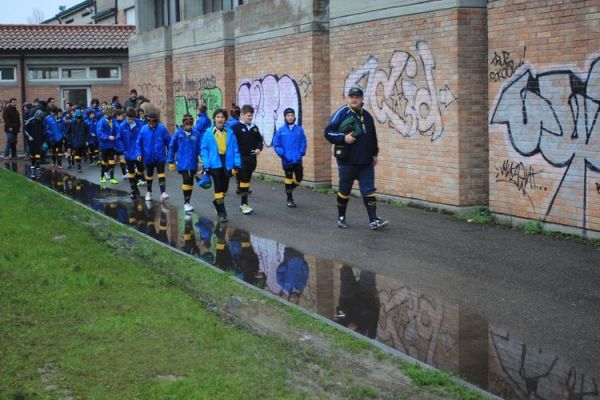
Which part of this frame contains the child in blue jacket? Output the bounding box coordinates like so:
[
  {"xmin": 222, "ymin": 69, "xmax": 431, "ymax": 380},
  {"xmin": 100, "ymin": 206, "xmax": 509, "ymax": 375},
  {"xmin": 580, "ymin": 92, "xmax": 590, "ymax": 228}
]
[
  {"xmin": 168, "ymin": 114, "xmax": 202, "ymax": 213},
  {"xmin": 200, "ymin": 108, "xmax": 241, "ymax": 223},
  {"xmin": 96, "ymin": 106, "xmax": 119, "ymax": 185},
  {"xmin": 45, "ymin": 107, "xmax": 65, "ymax": 168},
  {"xmin": 118, "ymin": 108, "xmax": 144, "ymax": 199},
  {"xmin": 85, "ymin": 110, "xmax": 99, "ymax": 165},
  {"xmin": 273, "ymin": 108, "xmax": 307, "ymax": 208},
  {"xmin": 136, "ymin": 111, "xmax": 171, "ymax": 202}
]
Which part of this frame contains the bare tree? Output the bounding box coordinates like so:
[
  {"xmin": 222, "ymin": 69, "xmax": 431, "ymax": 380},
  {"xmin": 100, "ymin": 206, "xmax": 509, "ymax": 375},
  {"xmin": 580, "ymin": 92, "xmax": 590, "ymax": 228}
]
[{"xmin": 26, "ymin": 8, "xmax": 45, "ymax": 24}]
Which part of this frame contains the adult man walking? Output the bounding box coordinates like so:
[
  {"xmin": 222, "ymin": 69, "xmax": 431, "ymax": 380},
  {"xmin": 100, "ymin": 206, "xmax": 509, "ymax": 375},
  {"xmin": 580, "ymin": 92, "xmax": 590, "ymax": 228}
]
[
  {"xmin": 3, "ymin": 98, "xmax": 20, "ymax": 160},
  {"xmin": 324, "ymin": 86, "xmax": 388, "ymax": 230}
]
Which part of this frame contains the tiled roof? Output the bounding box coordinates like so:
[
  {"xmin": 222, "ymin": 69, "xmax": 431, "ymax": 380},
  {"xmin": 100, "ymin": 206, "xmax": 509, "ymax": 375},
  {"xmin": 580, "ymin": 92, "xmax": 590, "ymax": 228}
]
[{"xmin": 0, "ymin": 24, "xmax": 135, "ymax": 51}]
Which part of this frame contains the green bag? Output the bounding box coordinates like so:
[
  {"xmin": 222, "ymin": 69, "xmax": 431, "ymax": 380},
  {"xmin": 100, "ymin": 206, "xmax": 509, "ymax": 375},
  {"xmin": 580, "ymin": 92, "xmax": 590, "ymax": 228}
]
[{"xmin": 338, "ymin": 116, "xmax": 364, "ymax": 138}]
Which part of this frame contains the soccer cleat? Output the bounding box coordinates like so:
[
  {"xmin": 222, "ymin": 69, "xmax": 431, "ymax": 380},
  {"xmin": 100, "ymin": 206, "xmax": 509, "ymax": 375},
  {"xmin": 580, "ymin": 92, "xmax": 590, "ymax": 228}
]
[
  {"xmin": 369, "ymin": 217, "xmax": 389, "ymax": 230},
  {"xmin": 137, "ymin": 180, "xmax": 146, "ymax": 186},
  {"xmin": 337, "ymin": 217, "xmax": 349, "ymax": 229},
  {"xmin": 109, "ymin": 178, "xmax": 118, "ymax": 184},
  {"xmin": 218, "ymin": 214, "xmax": 229, "ymax": 223},
  {"xmin": 287, "ymin": 200, "xmax": 297, "ymax": 208},
  {"xmin": 160, "ymin": 192, "xmax": 170, "ymax": 202},
  {"xmin": 145, "ymin": 191, "xmax": 152, "ymax": 201},
  {"xmin": 184, "ymin": 203, "xmax": 194, "ymax": 213},
  {"xmin": 100, "ymin": 176, "xmax": 106, "ymax": 184},
  {"xmin": 129, "ymin": 189, "xmax": 137, "ymax": 199},
  {"xmin": 240, "ymin": 204, "xmax": 253, "ymax": 215}
]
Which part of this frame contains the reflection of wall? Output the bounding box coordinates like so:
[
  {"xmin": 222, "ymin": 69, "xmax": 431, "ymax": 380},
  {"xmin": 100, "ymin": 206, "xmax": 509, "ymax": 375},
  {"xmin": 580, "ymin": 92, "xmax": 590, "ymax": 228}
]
[{"xmin": 489, "ymin": 328, "xmax": 599, "ymax": 400}]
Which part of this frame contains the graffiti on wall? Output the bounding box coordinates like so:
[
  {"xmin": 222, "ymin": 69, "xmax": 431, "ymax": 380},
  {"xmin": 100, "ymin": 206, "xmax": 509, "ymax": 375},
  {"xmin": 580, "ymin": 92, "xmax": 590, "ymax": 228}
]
[
  {"xmin": 344, "ymin": 41, "xmax": 456, "ymax": 142},
  {"xmin": 489, "ymin": 47, "xmax": 527, "ymax": 82},
  {"xmin": 490, "ymin": 329, "xmax": 599, "ymax": 400},
  {"xmin": 237, "ymin": 74, "xmax": 302, "ymax": 147},
  {"xmin": 138, "ymin": 82, "xmax": 167, "ymax": 107},
  {"xmin": 298, "ymin": 73, "xmax": 313, "ymax": 98},
  {"xmin": 173, "ymin": 75, "xmax": 223, "ymax": 127},
  {"xmin": 491, "ymin": 55, "xmax": 600, "ymax": 229}
]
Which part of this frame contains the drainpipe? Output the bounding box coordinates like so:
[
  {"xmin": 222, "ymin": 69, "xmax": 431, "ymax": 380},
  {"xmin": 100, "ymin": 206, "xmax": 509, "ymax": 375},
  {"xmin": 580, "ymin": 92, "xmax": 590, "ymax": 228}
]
[{"xmin": 115, "ymin": 0, "xmax": 119, "ymax": 24}]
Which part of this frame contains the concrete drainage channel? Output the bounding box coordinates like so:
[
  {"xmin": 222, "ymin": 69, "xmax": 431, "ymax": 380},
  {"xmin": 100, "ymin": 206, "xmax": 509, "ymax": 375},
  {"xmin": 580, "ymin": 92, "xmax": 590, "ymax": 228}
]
[{"xmin": 7, "ymin": 166, "xmax": 500, "ymax": 399}]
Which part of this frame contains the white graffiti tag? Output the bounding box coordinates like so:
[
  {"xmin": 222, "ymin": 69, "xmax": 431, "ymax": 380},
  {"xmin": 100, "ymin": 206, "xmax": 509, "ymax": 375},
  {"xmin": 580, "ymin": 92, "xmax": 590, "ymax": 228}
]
[
  {"xmin": 344, "ymin": 41, "xmax": 456, "ymax": 141},
  {"xmin": 237, "ymin": 75, "xmax": 301, "ymax": 147}
]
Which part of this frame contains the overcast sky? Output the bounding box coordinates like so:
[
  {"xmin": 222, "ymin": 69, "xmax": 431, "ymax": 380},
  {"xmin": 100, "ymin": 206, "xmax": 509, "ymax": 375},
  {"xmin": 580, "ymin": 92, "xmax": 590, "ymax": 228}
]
[{"xmin": 0, "ymin": 1, "xmax": 83, "ymax": 24}]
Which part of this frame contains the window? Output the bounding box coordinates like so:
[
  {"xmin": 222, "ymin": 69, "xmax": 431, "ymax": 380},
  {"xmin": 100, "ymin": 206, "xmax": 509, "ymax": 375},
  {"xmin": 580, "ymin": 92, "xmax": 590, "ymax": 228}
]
[
  {"xmin": 203, "ymin": 0, "xmax": 243, "ymax": 14},
  {"xmin": 29, "ymin": 67, "xmax": 59, "ymax": 80},
  {"xmin": 65, "ymin": 18, "xmax": 74, "ymax": 24},
  {"xmin": 89, "ymin": 67, "xmax": 119, "ymax": 79},
  {"xmin": 62, "ymin": 68, "xmax": 86, "ymax": 79},
  {"xmin": 0, "ymin": 67, "xmax": 16, "ymax": 81},
  {"xmin": 126, "ymin": 7, "xmax": 135, "ymax": 25},
  {"xmin": 27, "ymin": 66, "xmax": 120, "ymax": 81}
]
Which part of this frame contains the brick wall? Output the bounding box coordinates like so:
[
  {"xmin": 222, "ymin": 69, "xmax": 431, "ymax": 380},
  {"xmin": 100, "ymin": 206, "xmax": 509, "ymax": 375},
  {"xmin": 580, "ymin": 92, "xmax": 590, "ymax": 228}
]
[
  {"xmin": 488, "ymin": 0, "xmax": 600, "ymax": 233},
  {"xmin": 172, "ymin": 47, "xmax": 235, "ymax": 130},
  {"xmin": 235, "ymin": 31, "xmax": 331, "ymax": 183},
  {"xmin": 129, "ymin": 56, "xmax": 175, "ymax": 132},
  {"xmin": 330, "ymin": 9, "xmax": 486, "ymax": 206}
]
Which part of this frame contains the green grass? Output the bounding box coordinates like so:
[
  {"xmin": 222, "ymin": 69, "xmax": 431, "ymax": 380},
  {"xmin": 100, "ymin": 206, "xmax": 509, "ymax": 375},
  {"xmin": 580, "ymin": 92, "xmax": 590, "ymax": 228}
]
[
  {"xmin": 0, "ymin": 168, "xmax": 485, "ymax": 399},
  {"xmin": 455, "ymin": 208, "xmax": 494, "ymax": 225},
  {"xmin": 401, "ymin": 363, "xmax": 484, "ymax": 400}
]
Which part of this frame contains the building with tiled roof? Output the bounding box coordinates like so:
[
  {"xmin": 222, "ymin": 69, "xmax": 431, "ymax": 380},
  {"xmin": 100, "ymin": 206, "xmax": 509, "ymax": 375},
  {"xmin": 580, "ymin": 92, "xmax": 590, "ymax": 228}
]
[{"xmin": 0, "ymin": 24, "xmax": 136, "ymax": 153}]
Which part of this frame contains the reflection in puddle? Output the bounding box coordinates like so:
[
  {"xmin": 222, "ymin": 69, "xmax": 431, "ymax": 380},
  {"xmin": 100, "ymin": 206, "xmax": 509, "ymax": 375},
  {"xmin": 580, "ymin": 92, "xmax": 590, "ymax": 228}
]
[{"xmin": 6, "ymin": 161, "xmax": 599, "ymax": 400}]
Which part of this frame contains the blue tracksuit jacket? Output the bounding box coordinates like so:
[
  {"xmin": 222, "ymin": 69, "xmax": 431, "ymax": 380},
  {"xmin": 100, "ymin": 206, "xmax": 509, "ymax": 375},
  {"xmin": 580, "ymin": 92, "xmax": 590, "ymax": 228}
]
[
  {"xmin": 96, "ymin": 117, "xmax": 119, "ymax": 150},
  {"xmin": 273, "ymin": 123, "xmax": 307, "ymax": 167},
  {"xmin": 200, "ymin": 126, "xmax": 241, "ymax": 170},
  {"xmin": 117, "ymin": 119, "xmax": 143, "ymax": 161},
  {"xmin": 136, "ymin": 123, "xmax": 171, "ymax": 165},
  {"xmin": 167, "ymin": 127, "xmax": 202, "ymax": 171},
  {"xmin": 194, "ymin": 113, "xmax": 211, "ymax": 136},
  {"xmin": 45, "ymin": 115, "xmax": 64, "ymax": 143}
]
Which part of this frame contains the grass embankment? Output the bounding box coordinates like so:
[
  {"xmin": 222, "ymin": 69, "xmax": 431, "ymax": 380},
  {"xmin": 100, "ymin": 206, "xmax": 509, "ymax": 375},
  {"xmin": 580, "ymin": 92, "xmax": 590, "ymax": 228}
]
[{"xmin": 0, "ymin": 168, "xmax": 483, "ymax": 399}]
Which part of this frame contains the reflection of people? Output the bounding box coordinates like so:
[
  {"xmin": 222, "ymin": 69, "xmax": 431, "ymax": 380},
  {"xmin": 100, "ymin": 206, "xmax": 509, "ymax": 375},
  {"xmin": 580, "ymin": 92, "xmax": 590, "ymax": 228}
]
[
  {"xmin": 195, "ymin": 216, "xmax": 215, "ymax": 264},
  {"xmin": 276, "ymin": 247, "xmax": 309, "ymax": 303},
  {"xmin": 336, "ymin": 265, "xmax": 379, "ymax": 339},
  {"xmin": 324, "ymin": 86, "xmax": 388, "ymax": 230},
  {"xmin": 273, "ymin": 108, "xmax": 306, "ymax": 208},
  {"xmin": 182, "ymin": 215, "xmax": 200, "ymax": 256}
]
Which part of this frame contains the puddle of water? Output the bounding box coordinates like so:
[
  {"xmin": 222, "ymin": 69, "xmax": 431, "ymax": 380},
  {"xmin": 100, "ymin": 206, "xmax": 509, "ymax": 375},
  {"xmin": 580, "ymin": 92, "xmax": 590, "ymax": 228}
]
[{"xmin": 5, "ymin": 161, "xmax": 599, "ymax": 400}]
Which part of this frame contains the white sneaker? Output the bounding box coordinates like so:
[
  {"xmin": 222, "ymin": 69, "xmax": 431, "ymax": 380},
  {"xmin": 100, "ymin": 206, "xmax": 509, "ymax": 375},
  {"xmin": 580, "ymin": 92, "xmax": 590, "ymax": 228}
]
[
  {"xmin": 145, "ymin": 191, "xmax": 152, "ymax": 201},
  {"xmin": 240, "ymin": 204, "xmax": 253, "ymax": 215},
  {"xmin": 160, "ymin": 192, "xmax": 170, "ymax": 202},
  {"xmin": 184, "ymin": 203, "xmax": 194, "ymax": 213}
]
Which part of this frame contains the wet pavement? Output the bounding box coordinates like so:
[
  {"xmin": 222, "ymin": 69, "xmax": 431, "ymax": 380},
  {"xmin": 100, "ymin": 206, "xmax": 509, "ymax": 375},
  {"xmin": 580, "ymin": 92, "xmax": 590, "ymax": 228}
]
[{"xmin": 4, "ymin": 159, "xmax": 600, "ymax": 400}]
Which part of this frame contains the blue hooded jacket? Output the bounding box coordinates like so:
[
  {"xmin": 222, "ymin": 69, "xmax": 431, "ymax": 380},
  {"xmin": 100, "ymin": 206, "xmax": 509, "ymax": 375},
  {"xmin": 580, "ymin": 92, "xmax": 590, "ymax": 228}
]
[
  {"xmin": 84, "ymin": 114, "xmax": 98, "ymax": 145},
  {"xmin": 136, "ymin": 122, "xmax": 171, "ymax": 165},
  {"xmin": 225, "ymin": 116, "xmax": 239, "ymax": 130},
  {"xmin": 200, "ymin": 126, "xmax": 241, "ymax": 171},
  {"xmin": 117, "ymin": 119, "xmax": 142, "ymax": 161},
  {"xmin": 273, "ymin": 123, "xmax": 307, "ymax": 167},
  {"xmin": 167, "ymin": 127, "xmax": 202, "ymax": 171},
  {"xmin": 44, "ymin": 114, "xmax": 64, "ymax": 143},
  {"xmin": 96, "ymin": 117, "xmax": 119, "ymax": 150},
  {"xmin": 194, "ymin": 113, "xmax": 211, "ymax": 136}
]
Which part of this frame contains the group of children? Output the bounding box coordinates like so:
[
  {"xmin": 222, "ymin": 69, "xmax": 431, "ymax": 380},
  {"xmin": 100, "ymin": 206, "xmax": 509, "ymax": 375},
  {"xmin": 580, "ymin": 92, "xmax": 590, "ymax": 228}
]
[{"xmin": 25, "ymin": 101, "xmax": 308, "ymax": 224}]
